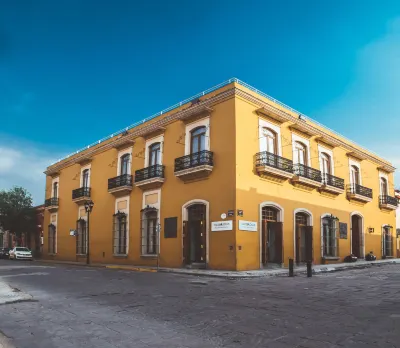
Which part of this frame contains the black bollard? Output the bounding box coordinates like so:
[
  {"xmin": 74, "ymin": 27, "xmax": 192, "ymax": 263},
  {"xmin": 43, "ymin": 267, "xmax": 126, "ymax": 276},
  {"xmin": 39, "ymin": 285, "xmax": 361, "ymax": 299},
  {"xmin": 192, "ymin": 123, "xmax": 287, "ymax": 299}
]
[
  {"xmin": 306, "ymin": 261, "xmax": 312, "ymax": 277},
  {"xmin": 289, "ymin": 258, "xmax": 294, "ymax": 277}
]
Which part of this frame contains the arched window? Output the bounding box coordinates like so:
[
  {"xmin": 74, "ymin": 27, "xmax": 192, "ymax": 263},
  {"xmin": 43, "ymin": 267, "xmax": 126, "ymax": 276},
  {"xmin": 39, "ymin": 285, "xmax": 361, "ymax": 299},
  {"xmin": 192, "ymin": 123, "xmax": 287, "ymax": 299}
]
[
  {"xmin": 53, "ymin": 182, "xmax": 58, "ymax": 198},
  {"xmin": 295, "ymin": 212, "xmax": 308, "ymax": 226},
  {"xmin": 380, "ymin": 177, "xmax": 388, "ymax": 196},
  {"xmin": 149, "ymin": 142, "xmax": 161, "ymax": 166},
  {"xmin": 82, "ymin": 169, "xmax": 90, "ymax": 188},
  {"xmin": 294, "ymin": 142, "xmax": 307, "ymax": 165},
  {"xmin": 262, "ymin": 128, "xmax": 277, "ymax": 154},
  {"xmin": 190, "ymin": 126, "xmax": 206, "ymax": 154},
  {"xmin": 120, "ymin": 154, "xmax": 130, "ymax": 175},
  {"xmin": 350, "ymin": 165, "xmax": 360, "ymax": 185},
  {"xmin": 320, "ymin": 152, "xmax": 331, "ymax": 176},
  {"xmin": 262, "ymin": 206, "xmax": 278, "ymax": 222}
]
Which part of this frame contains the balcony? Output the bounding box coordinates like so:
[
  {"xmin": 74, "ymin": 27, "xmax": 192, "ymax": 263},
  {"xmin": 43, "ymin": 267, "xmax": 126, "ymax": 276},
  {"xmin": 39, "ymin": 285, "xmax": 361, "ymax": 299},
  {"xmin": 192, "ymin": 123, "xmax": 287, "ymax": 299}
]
[
  {"xmin": 320, "ymin": 173, "xmax": 345, "ymax": 194},
  {"xmin": 292, "ymin": 164, "xmax": 322, "ymax": 188},
  {"xmin": 255, "ymin": 151, "xmax": 293, "ymax": 179},
  {"xmin": 346, "ymin": 184, "xmax": 372, "ymax": 203},
  {"xmin": 72, "ymin": 187, "xmax": 91, "ymax": 204},
  {"xmin": 174, "ymin": 150, "xmax": 214, "ymax": 181},
  {"xmin": 135, "ymin": 165, "xmax": 165, "ymax": 190},
  {"xmin": 379, "ymin": 195, "xmax": 398, "ymax": 210},
  {"xmin": 45, "ymin": 197, "xmax": 59, "ymax": 211},
  {"xmin": 108, "ymin": 174, "xmax": 133, "ymax": 195}
]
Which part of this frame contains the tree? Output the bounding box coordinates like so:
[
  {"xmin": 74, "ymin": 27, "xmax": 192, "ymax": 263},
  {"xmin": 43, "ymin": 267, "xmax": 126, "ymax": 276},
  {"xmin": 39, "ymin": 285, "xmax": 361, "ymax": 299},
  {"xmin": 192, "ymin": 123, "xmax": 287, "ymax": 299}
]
[{"xmin": 0, "ymin": 187, "xmax": 36, "ymax": 244}]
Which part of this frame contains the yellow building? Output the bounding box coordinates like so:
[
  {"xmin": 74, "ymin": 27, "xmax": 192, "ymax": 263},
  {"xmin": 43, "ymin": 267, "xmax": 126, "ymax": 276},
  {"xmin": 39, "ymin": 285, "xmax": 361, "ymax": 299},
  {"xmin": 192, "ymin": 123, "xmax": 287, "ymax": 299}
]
[{"xmin": 43, "ymin": 78, "xmax": 397, "ymax": 271}]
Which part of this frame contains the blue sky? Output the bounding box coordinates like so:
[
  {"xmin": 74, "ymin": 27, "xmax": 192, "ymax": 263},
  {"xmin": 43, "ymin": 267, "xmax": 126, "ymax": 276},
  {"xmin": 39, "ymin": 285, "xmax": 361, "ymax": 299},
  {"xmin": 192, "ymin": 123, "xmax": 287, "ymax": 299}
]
[{"xmin": 1, "ymin": 0, "xmax": 400, "ymax": 204}]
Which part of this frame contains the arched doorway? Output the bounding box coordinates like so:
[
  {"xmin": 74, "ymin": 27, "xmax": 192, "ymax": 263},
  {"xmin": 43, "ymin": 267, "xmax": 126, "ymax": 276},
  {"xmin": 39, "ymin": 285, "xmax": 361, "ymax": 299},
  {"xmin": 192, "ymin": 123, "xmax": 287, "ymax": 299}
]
[
  {"xmin": 261, "ymin": 205, "xmax": 283, "ymax": 267},
  {"xmin": 351, "ymin": 213, "xmax": 363, "ymax": 258},
  {"xmin": 183, "ymin": 201, "xmax": 208, "ymax": 267},
  {"xmin": 294, "ymin": 210, "xmax": 313, "ymax": 264}
]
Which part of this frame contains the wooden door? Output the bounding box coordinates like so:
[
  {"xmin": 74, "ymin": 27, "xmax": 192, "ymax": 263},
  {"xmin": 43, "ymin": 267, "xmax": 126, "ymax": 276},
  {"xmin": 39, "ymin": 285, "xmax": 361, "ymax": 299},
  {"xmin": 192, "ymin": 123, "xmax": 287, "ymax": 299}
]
[
  {"xmin": 262, "ymin": 220, "xmax": 268, "ymax": 265},
  {"xmin": 182, "ymin": 221, "xmax": 190, "ymax": 265},
  {"xmin": 269, "ymin": 222, "xmax": 283, "ymax": 263},
  {"xmin": 199, "ymin": 219, "xmax": 206, "ymax": 263},
  {"xmin": 295, "ymin": 224, "xmax": 301, "ymax": 264},
  {"xmin": 352, "ymin": 216, "xmax": 360, "ymax": 258},
  {"xmin": 305, "ymin": 226, "xmax": 313, "ymax": 262}
]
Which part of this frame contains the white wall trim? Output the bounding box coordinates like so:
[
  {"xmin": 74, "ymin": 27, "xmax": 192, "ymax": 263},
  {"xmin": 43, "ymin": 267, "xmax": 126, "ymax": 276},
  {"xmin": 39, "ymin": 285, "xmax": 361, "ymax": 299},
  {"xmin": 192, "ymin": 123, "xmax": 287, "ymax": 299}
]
[
  {"xmin": 117, "ymin": 147, "xmax": 133, "ymax": 175},
  {"xmin": 318, "ymin": 144, "xmax": 335, "ymax": 175},
  {"xmin": 258, "ymin": 118, "xmax": 282, "ymax": 156},
  {"xmin": 293, "ymin": 208, "xmax": 313, "ymax": 263},
  {"xmin": 80, "ymin": 164, "xmax": 91, "ymax": 187},
  {"xmin": 145, "ymin": 135, "xmax": 164, "ymax": 167},
  {"xmin": 350, "ymin": 211, "xmax": 365, "ymax": 258},
  {"xmin": 184, "ymin": 117, "xmax": 210, "ymax": 155},
  {"xmin": 181, "ymin": 199, "xmax": 210, "ymax": 264},
  {"xmin": 348, "ymin": 158, "xmax": 361, "ymax": 185},
  {"xmin": 258, "ymin": 201, "xmax": 285, "ymax": 268},
  {"xmin": 292, "ymin": 133, "xmax": 311, "ymax": 165}
]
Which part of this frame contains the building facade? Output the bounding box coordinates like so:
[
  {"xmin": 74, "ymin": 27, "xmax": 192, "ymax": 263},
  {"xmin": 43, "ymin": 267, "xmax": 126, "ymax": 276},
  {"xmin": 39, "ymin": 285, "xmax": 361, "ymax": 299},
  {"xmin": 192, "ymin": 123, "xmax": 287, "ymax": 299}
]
[{"xmin": 43, "ymin": 79, "xmax": 397, "ymax": 270}]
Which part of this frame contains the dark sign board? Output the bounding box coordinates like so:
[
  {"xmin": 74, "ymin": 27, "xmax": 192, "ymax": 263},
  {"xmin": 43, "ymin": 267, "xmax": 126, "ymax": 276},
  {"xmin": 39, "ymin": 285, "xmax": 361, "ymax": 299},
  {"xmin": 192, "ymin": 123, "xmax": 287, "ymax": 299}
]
[
  {"xmin": 164, "ymin": 217, "xmax": 177, "ymax": 238},
  {"xmin": 339, "ymin": 222, "xmax": 347, "ymax": 239},
  {"xmin": 228, "ymin": 210, "xmax": 234, "ymax": 217},
  {"xmin": 237, "ymin": 210, "xmax": 243, "ymax": 217}
]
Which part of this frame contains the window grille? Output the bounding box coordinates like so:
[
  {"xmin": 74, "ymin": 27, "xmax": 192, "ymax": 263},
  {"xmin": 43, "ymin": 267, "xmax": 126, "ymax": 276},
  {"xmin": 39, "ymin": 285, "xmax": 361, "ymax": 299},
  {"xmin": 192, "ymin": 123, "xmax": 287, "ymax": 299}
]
[
  {"xmin": 76, "ymin": 218, "xmax": 87, "ymax": 255},
  {"xmin": 113, "ymin": 212, "xmax": 127, "ymax": 255},
  {"xmin": 48, "ymin": 224, "xmax": 56, "ymax": 254},
  {"xmin": 262, "ymin": 207, "xmax": 278, "ymax": 222},
  {"xmin": 141, "ymin": 209, "xmax": 158, "ymax": 255},
  {"xmin": 322, "ymin": 216, "xmax": 338, "ymax": 257},
  {"xmin": 383, "ymin": 226, "xmax": 393, "ymax": 257}
]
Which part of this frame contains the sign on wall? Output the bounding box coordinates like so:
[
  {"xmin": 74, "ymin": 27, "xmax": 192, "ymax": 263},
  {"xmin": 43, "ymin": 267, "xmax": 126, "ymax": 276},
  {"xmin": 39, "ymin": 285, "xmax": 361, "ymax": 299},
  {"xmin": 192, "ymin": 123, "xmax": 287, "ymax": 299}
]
[
  {"xmin": 164, "ymin": 217, "xmax": 178, "ymax": 238},
  {"xmin": 228, "ymin": 210, "xmax": 234, "ymax": 217},
  {"xmin": 339, "ymin": 222, "xmax": 347, "ymax": 239},
  {"xmin": 211, "ymin": 221, "xmax": 233, "ymax": 232},
  {"xmin": 238, "ymin": 220, "xmax": 257, "ymax": 232},
  {"xmin": 237, "ymin": 210, "xmax": 243, "ymax": 217}
]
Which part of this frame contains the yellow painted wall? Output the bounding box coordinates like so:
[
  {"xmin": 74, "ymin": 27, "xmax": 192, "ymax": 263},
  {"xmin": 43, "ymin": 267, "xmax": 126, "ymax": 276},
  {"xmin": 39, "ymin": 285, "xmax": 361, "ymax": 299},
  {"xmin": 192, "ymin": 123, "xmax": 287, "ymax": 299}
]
[{"xmin": 234, "ymin": 94, "xmax": 396, "ymax": 270}]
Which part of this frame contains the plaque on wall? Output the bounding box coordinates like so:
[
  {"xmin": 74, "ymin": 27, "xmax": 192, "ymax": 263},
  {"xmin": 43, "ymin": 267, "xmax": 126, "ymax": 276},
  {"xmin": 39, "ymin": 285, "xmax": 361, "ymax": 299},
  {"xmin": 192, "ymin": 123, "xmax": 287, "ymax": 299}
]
[
  {"xmin": 164, "ymin": 217, "xmax": 178, "ymax": 238},
  {"xmin": 339, "ymin": 222, "xmax": 347, "ymax": 239}
]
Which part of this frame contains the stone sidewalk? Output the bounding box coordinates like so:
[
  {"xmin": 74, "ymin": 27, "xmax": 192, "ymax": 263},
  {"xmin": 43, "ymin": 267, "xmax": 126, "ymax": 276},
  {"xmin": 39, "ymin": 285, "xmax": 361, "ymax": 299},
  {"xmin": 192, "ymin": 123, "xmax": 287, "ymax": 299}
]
[
  {"xmin": 36, "ymin": 258, "xmax": 400, "ymax": 278},
  {"xmin": 0, "ymin": 280, "xmax": 32, "ymax": 306}
]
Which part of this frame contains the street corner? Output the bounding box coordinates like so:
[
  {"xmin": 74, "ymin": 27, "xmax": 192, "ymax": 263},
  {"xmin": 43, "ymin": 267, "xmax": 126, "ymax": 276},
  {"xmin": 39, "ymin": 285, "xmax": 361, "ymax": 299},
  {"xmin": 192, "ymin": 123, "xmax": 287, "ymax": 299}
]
[{"xmin": 0, "ymin": 280, "xmax": 33, "ymax": 306}]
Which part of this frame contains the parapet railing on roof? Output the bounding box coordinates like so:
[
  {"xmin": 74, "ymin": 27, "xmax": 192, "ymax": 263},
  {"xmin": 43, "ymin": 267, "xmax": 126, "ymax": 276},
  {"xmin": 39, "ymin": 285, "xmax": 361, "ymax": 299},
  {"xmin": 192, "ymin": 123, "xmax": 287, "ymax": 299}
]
[{"xmin": 50, "ymin": 78, "xmax": 387, "ymax": 166}]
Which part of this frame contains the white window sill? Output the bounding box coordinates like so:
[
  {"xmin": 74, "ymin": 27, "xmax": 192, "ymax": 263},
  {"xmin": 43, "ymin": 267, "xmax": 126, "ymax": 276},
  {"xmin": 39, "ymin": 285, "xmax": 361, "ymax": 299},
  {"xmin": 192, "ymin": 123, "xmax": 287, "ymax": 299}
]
[
  {"xmin": 140, "ymin": 254, "xmax": 157, "ymax": 258},
  {"xmin": 48, "ymin": 253, "xmax": 57, "ymax": 256},
  {"xmin": 113, "ymin": 254, "xmax": 128, "ymax": 258},
  {"xmin": 322, "ymin": 256, "xmax": 340, "ymax": 261},
  {"xmin": 76, "ymin": 254, "xmax": 87, "ymax": 257}
]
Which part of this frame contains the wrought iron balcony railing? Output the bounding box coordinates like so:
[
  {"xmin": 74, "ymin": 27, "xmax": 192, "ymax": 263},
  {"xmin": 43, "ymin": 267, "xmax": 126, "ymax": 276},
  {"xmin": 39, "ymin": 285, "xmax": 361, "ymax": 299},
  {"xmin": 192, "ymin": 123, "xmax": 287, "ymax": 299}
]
[
  {"xmin": 293, "ymin": 163, "xmax": 322, "ymax": 182},
  {"xmin": 380, "ymin": 195, "xmax": 398, "ymax": 207},
  {"xmin": 45, "ymin": 197, "xmax": 59, "ymax": 207},
  {"xmin": 72, "ymin": 187, "xmax": 91, "ymax": 200},
  {"xmin": 108, "ymin": 174, "xmax": 133, "ymax": 190},
  {"xmin": 347, "ymin": 184, "xmax": 372, "ymax": 199},
  {"xmin": 135, "ymin": 164, "xmax": 164, "ymax": 183},
  {"xmin": 174, "ymin": 150, "xmax": 213, "ymax": 172},
  {"xmin": 255, "ymin": 151, "xmax": 293, "ymax": 174},
  {"xmin": 323, "ymin": 173, "xmax": 345, "ymax": 190}
]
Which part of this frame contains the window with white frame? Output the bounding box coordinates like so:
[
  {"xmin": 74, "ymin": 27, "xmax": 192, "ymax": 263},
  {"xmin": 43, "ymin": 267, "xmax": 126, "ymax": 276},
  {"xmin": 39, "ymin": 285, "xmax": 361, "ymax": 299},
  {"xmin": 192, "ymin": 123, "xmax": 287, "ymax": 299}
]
[
  {"xmin": 380, "ymin": 176, "xmax": 388, "ymax": 196},
  {"xmin": 262, "ymin": 128, "xmax": 277, "ymax": 154},
  {"xmin": 184, "ymin": 118, "xmax": 210, "ymax": 155},
  {"xmin": 294, "ymin": 141, "xmax": 308, "ymax": 165},
  {"xmin": 320, "ymin": 153, "xmax": 331, "ymax": 176},
  {"xmin": 76, "ymin": 218, "xmax": 87, "ymax": 255},
  {"xmin": 82, "ymin": 169, "xmax": 90, "ymax": 188},
  {"xmin": 382, "ymin": 225, "xmax": 393, "ymax": 257},
  {"xmin": 53, "ymin": 182, "xmax": 58, "ymax": 198},
  {"xmin": 322, "ymin": 215, "xmax": 338, "ymax": 257},
  {"xmin": 120, "ymin": 153, "xmax": 130, "ymax": 176},
  {"xmin": 141, "ymin": 209, "xmax": 158, "ymax": 255},
  {"xmin": 149, "ymin": 142, "xmax": 161, "ymax": 166},
  {"xmin": 113, "ymin": 212, "xmax": 127, "ymax": 255}
]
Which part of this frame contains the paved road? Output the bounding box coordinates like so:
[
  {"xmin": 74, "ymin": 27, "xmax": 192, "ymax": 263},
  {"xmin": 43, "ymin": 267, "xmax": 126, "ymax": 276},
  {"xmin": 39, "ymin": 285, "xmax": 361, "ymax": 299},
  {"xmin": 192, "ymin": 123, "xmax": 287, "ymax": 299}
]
[{"xmin": 0, "ymin": 260, "xmax": 400, "ymax": 348}]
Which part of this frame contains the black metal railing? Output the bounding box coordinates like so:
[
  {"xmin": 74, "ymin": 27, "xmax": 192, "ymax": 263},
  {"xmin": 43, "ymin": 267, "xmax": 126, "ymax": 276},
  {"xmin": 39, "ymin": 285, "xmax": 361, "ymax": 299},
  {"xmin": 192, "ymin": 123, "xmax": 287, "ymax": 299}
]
[
  {"xmin": 255, "ymin": 151, "xmax": 293, "ymax": 174},
  {"xmin": 135, "ymin": 164, "xmax": 164, "ymax": 183},
  {"xmin": 174, "ymin": 150, "xmax": 214, "ymax": 172},
  {"xmin": 108, "ymin": 174, "xmax": 133, "ymax": 190},
  {"xmin": 323, "ymin": 173, "xmax": 345, "ymax": 190},
  {"xmin": 72, "ymin": 187, "xmax": 91, "ymax": 200},
  {"xmin": 347, "ymin": 184, "xmax": 372, "ymax": 199},
  {"xmin": 45, "ymin": 197, "xmax": 59, "ymax": 207},
  {"xmin": 293, "ymin": 163, "xmax": 322, "ymax": 183},
  {"xmin": 380, "ymin": 195, "xmax": 398, "ymax": 207}
]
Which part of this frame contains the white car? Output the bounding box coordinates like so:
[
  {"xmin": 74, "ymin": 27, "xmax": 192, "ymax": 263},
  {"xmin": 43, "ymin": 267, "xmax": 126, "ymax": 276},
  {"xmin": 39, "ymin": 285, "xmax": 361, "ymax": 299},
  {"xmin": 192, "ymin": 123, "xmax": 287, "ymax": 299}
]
[{"xmin": 9, "ymin": 247, "xmax": 33, "ymax": 261}]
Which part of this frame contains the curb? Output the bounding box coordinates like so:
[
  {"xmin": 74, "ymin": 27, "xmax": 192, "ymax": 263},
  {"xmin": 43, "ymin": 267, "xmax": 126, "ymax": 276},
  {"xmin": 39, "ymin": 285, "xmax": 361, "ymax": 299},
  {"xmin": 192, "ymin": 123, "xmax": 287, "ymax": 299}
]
[{"xmin": 105, "ymin": 265, "xmax": 157, "ymax": 273}]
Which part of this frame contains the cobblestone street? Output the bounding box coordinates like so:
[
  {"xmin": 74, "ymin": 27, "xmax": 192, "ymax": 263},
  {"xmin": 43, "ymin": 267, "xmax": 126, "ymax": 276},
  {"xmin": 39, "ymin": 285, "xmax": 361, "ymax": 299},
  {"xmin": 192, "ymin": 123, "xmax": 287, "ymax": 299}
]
[{"xmin": 0, "ymin": 261, "xmax": 400, "ymax": 348}]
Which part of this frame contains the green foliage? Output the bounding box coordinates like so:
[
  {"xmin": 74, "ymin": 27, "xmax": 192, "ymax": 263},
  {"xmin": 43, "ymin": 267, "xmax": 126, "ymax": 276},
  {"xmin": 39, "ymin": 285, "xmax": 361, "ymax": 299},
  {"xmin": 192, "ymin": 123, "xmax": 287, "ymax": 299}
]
[{"xmin": 0, "ymin": 186, "xmax": 35, "ymax": 236}]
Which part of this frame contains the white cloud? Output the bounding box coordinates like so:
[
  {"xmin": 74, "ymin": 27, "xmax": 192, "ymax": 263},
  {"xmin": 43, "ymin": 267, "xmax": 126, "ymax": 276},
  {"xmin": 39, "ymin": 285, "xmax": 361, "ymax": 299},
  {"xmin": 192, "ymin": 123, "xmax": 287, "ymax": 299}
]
[
  {"xmin": 0, "ymin": 142, "xmax": 62, "ymax": 205},
  {"xmin": 318, "ymin": 17, "xmax": 400, "ymax": 188}
]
